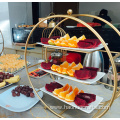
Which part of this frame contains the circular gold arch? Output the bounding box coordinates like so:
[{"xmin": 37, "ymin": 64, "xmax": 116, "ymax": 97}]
[{"xmin": 24, "ymin": 14, "xmax": 117, "ymax": 118}]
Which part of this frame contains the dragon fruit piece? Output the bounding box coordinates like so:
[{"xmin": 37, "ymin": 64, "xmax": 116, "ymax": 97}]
[
  {"xmin": 50, "ymin": 82, "xmax": 63, "ymax": 89},
  {"xmin": 74, "ymin": 97, "xmax": 89, "ymax": 107},
  {"xmin": 45, "ymin": 84, "xmax": 55, "ymax": 92},
  {"xmin": 41, "ymin": 62, "xmax": 52, "ymax": 70},
  {"xmin": 77, "ymin": 93, "xmax": 96, "ymax": 104},
  {"xmin": 77, "ymin": 41, "xmax": 94, "ymax": 49},
  {"xmin": 45, "ymin": 82, "xmax": 63, "ymax": 92},
  {"xmin": 74, "ymin": 69, "xmax": 91, "ymax": 80}
]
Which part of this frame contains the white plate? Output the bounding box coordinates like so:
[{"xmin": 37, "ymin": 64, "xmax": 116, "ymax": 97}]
[
  {"xmin": 39, "ymin": 66, "xmax": 105, "ymax": 84},
  {"xmin": 36, "ymin": 42, "xmax": 108, "ymax": 52},
  {"xmin": 40, "ymin": 83, "xmax": 103, "ymax": 114},
  {"xmin": 0, "ymin": 86, "xmax": 43, "ymax": 112}
]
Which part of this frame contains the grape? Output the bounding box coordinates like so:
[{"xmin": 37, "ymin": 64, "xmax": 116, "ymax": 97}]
[
  {"xmin": 30, "ymin": 93, "xmax": 35, "ymax": 98},
  {"xmin": 16, "ymin": 92, "xmax": 20, "ymax": 96},
  {"xmin": 26, "ymin": 93, "xmax": 30, "ymax": 97},
  {"xmin": 12, "ymin": 92, "xmax": 16, "ymax": 97}
]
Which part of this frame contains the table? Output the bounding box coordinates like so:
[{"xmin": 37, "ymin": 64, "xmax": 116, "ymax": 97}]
[{"xmin": 0, "ymin": 56, "xmax": 120, "ymax": 118}]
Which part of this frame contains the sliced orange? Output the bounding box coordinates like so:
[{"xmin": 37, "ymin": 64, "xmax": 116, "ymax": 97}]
[
  {"xmin": 80, "ymin": 90, "xmax": 84, "ymax": 93},
  {"xmin": 51, "ymin": 64, "xmax": 59, "ymax": 72},
  {"xmin": 58, "ymin": 86, "xmax": 73, "ymax": 99},
  {"xmin": 48, "ymin": 39, "xmax": 55, "ymax": 45},
  {"xmin": 56, "ymin": 66, "xmax": 63, "ymax": 74},
  {"xmin": 60, "ymin": 61, "xmax": 69, "ymax": 68},
  {"xmin": 68, "ymin": 36, "xmax": 78, "ymax": 48},
  {"xmin": 62, "ymin": 33, "xmax": 70, "ymax": 40},
  {"xmin": 72, "ymin": 63, "xmax": 83, "ymax": 70},
  {"xmin": 62, "ymin": 68, "xmax": 68, "ymax": 75},
  {"xmin": 67, "ymin": 62, "xmax": 76, "ymax": 70},
  {"xmin": 67, "ymin": 69, "xmax": 75, "ymax": 77},
  {"xmin": 53, "ymin": 84, "xmax": 69, "ymax": 96},
  {"xmin": 54, "ymin": 39, "xmax": 62, "ymax": 46},
  {"xmin": 61, "ymin": 40, "xmax": 69, "ymax": 47},
  {"xmin": 68, "ymin": 36, "xmax": 77, "ymax": 41},
  {"xmin": 76, "ymin": 35, "xmax": 86, "ymax": 42},
  {"xmin": 68, "ymin": 43, "xmax": 78, "ymax": 48},
  {"xmin": 60, "ymin": 37, "xmax": 66, "ymax": 41},
  {"xmin": 65, "ymin": 87, "xmax": 79, "ymax": 102}
]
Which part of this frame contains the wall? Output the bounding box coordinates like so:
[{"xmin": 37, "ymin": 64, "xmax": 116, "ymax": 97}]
[
  {"xmin": 79, "ymin": 2, "xmax": 120, "ymax": 23},
  {"xmin": 8, "ymin": 2, "xmax": 33, "ymax": 44},
  {"xmin": 39, "ymin": 2, "xmax": 51, "ymax": 18},
  {"xmin": 0, "ymin": 2, "xmax": 33, "ymax": 48},
  {"xmin": 0, "ymin": 2, "xmax": 11, "ymax": 48}
]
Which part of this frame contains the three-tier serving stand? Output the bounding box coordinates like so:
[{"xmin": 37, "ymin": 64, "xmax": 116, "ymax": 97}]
[{"xmin": 24, "ymin": 9, "xmax": 120, "ymax": 118}]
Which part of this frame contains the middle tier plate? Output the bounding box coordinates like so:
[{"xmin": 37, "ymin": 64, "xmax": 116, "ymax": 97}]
[{"xmin": 39, "ymin": 66, "xmax": 105, "ymax": 84}]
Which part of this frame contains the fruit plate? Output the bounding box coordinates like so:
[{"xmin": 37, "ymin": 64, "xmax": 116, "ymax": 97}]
[
  {"xmin": 0, "ymin": 73, "xmax": 20, "ymax": 90},
  {"xmin": 0, "ymin": 86, "xmax": 43, "ymax": 112},
  {"xmin": 10, "ymin": 62, "xmax": 31, "ymax": 74},
  {"xmin": 40, "ymin": 82, "xmax": 103, "ymax": 113},
  {"xmin": 0, "ymin": 62, "xmax": 31, "ymax": 74},
  {"xmin": 29, "ymin": 69, "xmax": 48, "ymax": 79},
  {"xmin": 39, "ymin": 66, "xmax": 105, "ymax": 84},
  {"xmin": 37, "ymin": 42, "xmax": 108, "ymax": 52},
  {"xmin": 0, "ymin": 83, "xmax": 13, "ymax": 90}
]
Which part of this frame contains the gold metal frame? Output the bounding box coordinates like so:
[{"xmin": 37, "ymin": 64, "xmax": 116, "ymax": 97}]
[
  {"xmin": 0, "ymin": 30, "xmax": 4, "ymax": 55},
  {"xmin": 24, "ymin": 10, "xmax": 118, "ymax": 118}
]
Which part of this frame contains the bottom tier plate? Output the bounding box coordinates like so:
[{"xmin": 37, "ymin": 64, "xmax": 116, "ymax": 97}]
[
  {"xmin": 0, "ymin": 85, "xmax": 43, "ymax": 112},
  {"xmin": 40, "ymin": 84, "xmax": 103, "ymax": 114}
]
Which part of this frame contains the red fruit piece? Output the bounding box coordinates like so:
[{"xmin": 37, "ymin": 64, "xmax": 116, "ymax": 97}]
[
  {"xmin": 12, "ymin": 92, "xmax": 17, "ymax": 97},
  {"xmin": 84, "ymin": 67, "xmax": 98, "ymax": 79},
  {"xmin": 74, "ymin": 97, "xmax": 88, "ymax": 107},
  {"xmin": 45, "ymin": 82, "xmax": 63, "ymax": 92},
  {"xmin": 76, "ymin": 93, "xmax": 96, "ymax": 104},
  {"xmin": 74, "ymin": 69, "xmax": 91, "ymax": 80},
  {"xmin": 41, "ymin": 62, "xmax": 52, "ymax": 70},
  {"xmin": 77, "ymin": 41, "xmax": 94, "ymax": 49},
  {"xmin": 45, "ymin": 84, "xmax": 55, "ymax": 92},
  {"xmin": 41, "ymin": 38, "xmax": 49, "ymax": 44}
]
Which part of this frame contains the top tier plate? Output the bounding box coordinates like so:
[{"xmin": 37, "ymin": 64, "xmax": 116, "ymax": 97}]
[{"xmin": 37, "ymin": 42, "xmax": 107, "ymax": 53}]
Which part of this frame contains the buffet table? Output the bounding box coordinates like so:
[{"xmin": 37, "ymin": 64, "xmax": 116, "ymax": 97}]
[{"xmin": 0, "ymin": 56, "xmax": 119, "ymax": 118}]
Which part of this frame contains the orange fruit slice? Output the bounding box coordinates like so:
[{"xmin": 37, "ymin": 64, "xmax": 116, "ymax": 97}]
[
  {"xmin": 61, "ymin": 40, "xmax": 69, "ymax": 47},
  {"xmin": 67, "ymin": 62, "xmax": 76, "ymax": 70},
  {"xmin": 67, "ymin": 69, "xmax": 75, "ymax": 77},
  {"xmin": 60, "ymin": 61, "xmax": 69, "ymax": 68},
  {"xmin": 68, "ymin": 36, "xmax": 78, "ymax": 48},
  {"xmin": 62, "ymin": 68, "xmax": 68, "ymax": 75},
  {"xmin": 53, "ymin": 84, "xmax": 69, "ymax": 96},
  {"xmin": 76, "ymin": 35, "xmax": 86, "ymax": 42},
  {"xmin": 72, "ymin": 63, "xmax": 83, "ymax": 70},
  {"xmin": 64, "ymin": 33, "xmax": 70, "ymax": 40},
  {"xmin": 51, "ymin": 64, "xmax": 59, "ymax": 72},
  {"xmin": 56, "ymin": 66, "xmax": 63, "ymax": 74},
  {"xmin": 65, "ymin": 87, "xmax": 79, "ymax": 102},
  {"xmin": 48, "ymin": 39, "xmax": 55, "ymax": 45},
  {"xmin": 68, "ymin": 36, "xmax": 77, "ymax": 41},
  {"xmin": 54, "ymin": 39, "xmax": 62, "ymax": 46},
  {"xmin": 80, "ymin": 90, "xmax": 84, "ymax": 93},
  {"xmin": 58, "ymin": 86, "xmax": 73, "ymax": 99}
]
